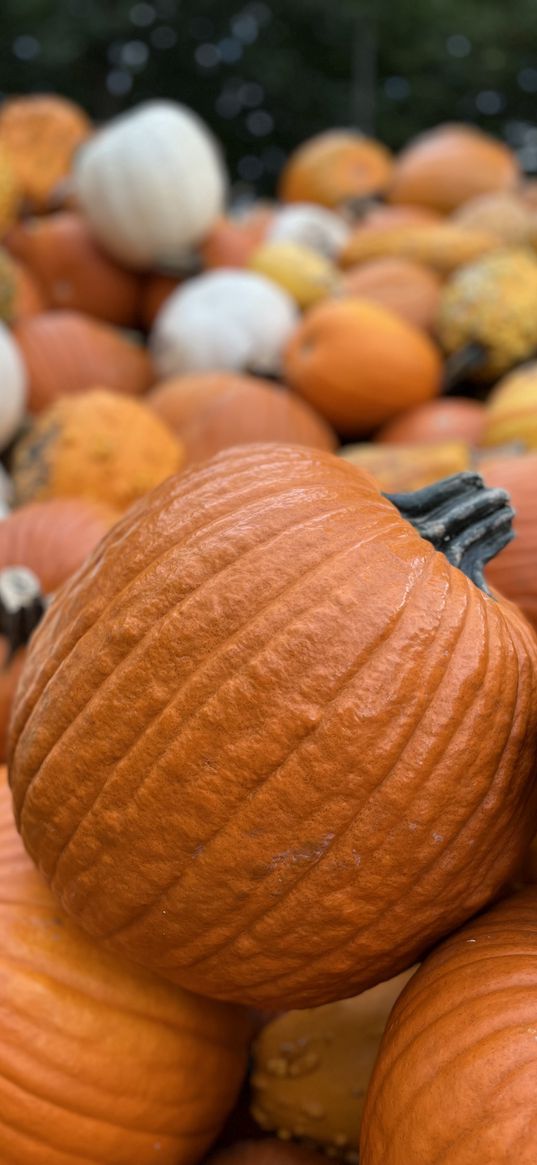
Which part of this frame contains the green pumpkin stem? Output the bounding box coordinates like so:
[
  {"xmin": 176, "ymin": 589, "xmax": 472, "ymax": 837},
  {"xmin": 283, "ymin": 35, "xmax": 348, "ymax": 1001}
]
[
  {"xmin": 385, "ymin": 471, "xmax": 514, "ymax": 596},
  {"xmin": 0, "ymin": 568, "xmax": 48, "ymax": 664}
]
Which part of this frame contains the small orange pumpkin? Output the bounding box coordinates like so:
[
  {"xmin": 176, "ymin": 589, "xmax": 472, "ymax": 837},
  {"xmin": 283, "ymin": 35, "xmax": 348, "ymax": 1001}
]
[
  {"xmin": 387, "ymin": 123, "xmax": 520, "ymax": 213},
  {"xmin": 283, "ymin": 298, "xmax": 442, "ymax": 435},
  {"xmin": 340, "ymin": 258, "xmax": 442, "ymax": 332},
  {"xmin": 6, "ymin": 213, "xmax": 142, "ymax": 326},
  {"xmin": 148, "ymin": 372, "xmax": 337, "ymax": 465},
  {"xmin": 376, "ymin": 398, "xmax": 486, "ymax": 446},
  {"xmin": 13, "ymin": 310, "xmax": 154, "ymax": 414},
  {"xmin": 279, "ymin": 131, "xmax": 393, "ymax": 208},
  {"xmin": 200, "ymin": 206, "xmax": 274, "ymax": 269},
  {"xmin": 0, "ymin": 94, "xmax": 92, "ymax": 211}
]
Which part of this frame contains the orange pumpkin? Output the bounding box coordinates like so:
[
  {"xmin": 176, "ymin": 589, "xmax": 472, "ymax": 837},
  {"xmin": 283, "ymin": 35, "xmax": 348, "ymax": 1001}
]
[
  {"xmin": 283, "ymin": 298, "xmax": 442, "ymax": 435},
  {"xmin": 279, "ymin": 131, "xmax": 393, "ymax": 208},
  {"xmin": 0, "ymin": 498, "xmax": 117, "ymax": 760},
  {"xmin": 148, "ymin": 372, "xmax": 337, "ymax": 465},
  {"xmin": 481, "ymin": 362, "xmax": 537, "ymax": 449},
  {"xmin": 0, "ymin": 767, "xmax": 251, "ymax": 1164},
  {"xmin": 208, "ymin": 1142, "xmax": 327, "ymax": 1165},
  {"xmin": 200, "ymin": 207, "xmax": 274, "ymax": 269},
  {"xmin": 8, "ymin": 448, "xmax": 537, "ymax": 1012},
  {"xmin": 140, "ymin": 273, "xmax": 183, "ymax": 330},
  {"xmin": 376, "ymin": 398, "xmax": 486, "ymax": 446},
  {"xmin": 340, "ymin": 258, "xmax": 442, "ymax": 332},
  {"xmin": 339, "ymin": 440, "xmax": 471, "ymax": 491},
  {"xmin": 387, "ymin": 123, "xmax": 520, "ymax": 213},
  {"xmin": 479, "ymin": 452, "xmax": 537, "ymax": 631},
  {"xmin": 0, "ymin": 94, "xmax": 92, "ymax": 211},
  {"xmin": 13, "ymin": 310, "xmax": 154, "ymax": 413},
  {"xmin": 6, "ymin": 213, "xmax": 142, "ymax": 326},
  {"xmin": 361, "ymin": 889, "xmax": 537, "ymax": 1165}
]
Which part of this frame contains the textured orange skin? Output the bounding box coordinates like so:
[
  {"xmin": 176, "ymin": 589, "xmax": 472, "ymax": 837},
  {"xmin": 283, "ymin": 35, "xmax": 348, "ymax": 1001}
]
[
  {"xmin": 480, "ymin": 453, "xmax": 537, "ymax": 632},
  {"xmin": 340, "ymin": 258, "xmax": 442, "ymax": 332},
  {"xmin": 140, "ymin": 273, "xmax": 183, "ymax": 330},
  {"xmin": 279, "ymin": 132, "xmax": 393, "ymax": 207},
  {"xmin": 148, "ymin": 373, "xmax": 338, "ymax": 465},
  {"xmin": 0, "ymin": 95, "xmax": 92, "ymax": 211},
  {"xmin": 0, "ymin": 498, "xmax": 118, "ymax": 761},
  {"xmin": 208, "ymin": 1141, "xmax": 327, "ymax": 1165},
  {"xmin": 361, "ymin": 888, "xmax": 537, "ymax": 1165},
  {"xmin": 6, "ymin": 213, "xmax": 142, "ymax": 326},
  {"xmin": 339, "ymin": 441, "xmax": 471, "ymax": 492},
  {"xmin": 0, "ymin": 769, "xmax": 251, "ymax": 1165},
  {"xmin": 200, "ymin": 209, "xmax": 275, "ymax": 269},
  {"xmin": 387, "ymin": 123, "xmax": 520, "ymax": 213},
  {"xmin": 283, "ymin": 298, "xmax": 442, "ymax": 435},
  {"xmin": 12, "ymin": 388, "xmax": 184, "ymax": 511},
  {"xmin": 13, "ymin": 310, "xmax": 155, "ymax": 413},
  {"xmin": 339, "ymin": 223, "xmax": 499, "ymax": 276},
  {"xmin": 376, "ymin": 399, "xmax": 486, "ymax": 446},
  {"xmin": 8, "ymin": 444, "xmax": 537, "ymax": 1011}
]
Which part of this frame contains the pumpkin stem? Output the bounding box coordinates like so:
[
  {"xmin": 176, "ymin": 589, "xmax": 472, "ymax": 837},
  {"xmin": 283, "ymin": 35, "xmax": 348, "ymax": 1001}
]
[
  {"xmin": 0, "ymin": 568, "xmax": 48, "ymax": 663},
  {"xmin": 442, "ymin": 342, "xmax": 488, "ymax": 393},
  {"xmin": 385, "ymin": 471, "xmax": 514, "ymax": 595}
]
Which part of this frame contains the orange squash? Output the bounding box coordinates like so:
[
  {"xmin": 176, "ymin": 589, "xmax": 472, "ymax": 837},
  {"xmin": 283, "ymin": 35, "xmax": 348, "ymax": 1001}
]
[
  {"xmin": 6, "ymin": 213, "xmax": 142, "ymax": 326},
  {"xmin": 480, "ymin": 452, "xmax": 537, "ymax": 631},
  {"xmin": 361, "ymin": 889, "xmax": 537, "ymax": 1165},
  {"xmin": 340, "ymin": 222, "xmax": 499, "ymax": 276},
  {"xmin": 0, "ymin": 94, "xmax": 92, "ymax": 211},
  {"xmin": 279, "ymin": 131, "xmax": 393, "ymax": 208},
  {"xmin": 148, "ymin": 372, "xmax": 337, "ymax": 465},
  {"xmin": 376, "ymin": 398, "xmax": 486, "ymax": 446},
  {"xmin": 387, "ymin": 123, "xmax": 520, "ymax": 213},
  {"xmin": 13, "ymin": 310, "xmax": 154, "ymax": 413},
  {"xmin": 200, "ymin": 207, "xmax": 274, "ymax": 269},
  {"xmin": 340, "ymin": 258, "xmax": 442, "ymax": 332},
  {"xmin": 339, "ymin": 440, "xmax": 471, "ymax": 491},
  {"xmin": 8, "ymin": 448, "xmax": 537, "ymax": 1011},
  {"xmin": 0, "ymin": 767, "xmax": 251, "ymax": 1164},
  {"xmin": 283, "ymin": 298, "xmax": 442, "ymax": 435}
]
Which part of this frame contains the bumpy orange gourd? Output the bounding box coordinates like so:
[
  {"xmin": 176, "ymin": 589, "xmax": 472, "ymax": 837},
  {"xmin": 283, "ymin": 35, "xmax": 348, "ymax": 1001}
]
[
  {"xmin": 6, "ymin": 213, "xmax": 142, "ymax": 326},
  {"xmin": 387, "ymin": 123, "xmax": 520, "ymax": 213},
  {"xmin": 481, "ymin": 362, "xmax": 537, "ymax": 449},
  {"xmin": 339, "ymin": 440, "xmax": 471, "ymax": 491},
  {"xmin": 148, "ymin": 372, "xmax": 337, "ymax": 465},
  {"xmin": 361, "ymin": 889, "xmax": 537, "ymax": 1165},
  {"xmin": 13, "ymin": 310, "xmax": 154, "ymax": 413},
  {"xmin": 340, "ymin": 223, "xmax": 499, "ymax": 276},
  {"xmin": 0, "ymin": 768, "xmax": 251, "ymax": 1164},
  {"xmin": 340, "ymin": 258, "xmax": 442, "ymax": 332},
  {"xmin": 279, "ymin": 131, "xmax": 393, "ymax": 207},
  {"xmin": 283, "ymin": 298, "xmax": 442, "ymax": 435},
  {"xmin": 480, "ymin": 453, "xmax": 537, "ymax": 631},
  {"xmin": 0, "ymin": 94, "xmax": 92, "ymax": 211},
  {"xmin": 376, "ymin": 398, "xmax": 486, "ymax": 446},
  {"xmin": 8, "ymin": 446, "xmax": 537, "ymax": 1012},
  {"xmin": 12, "ymin": 388, "xmax": 184, "ymax": 510}
]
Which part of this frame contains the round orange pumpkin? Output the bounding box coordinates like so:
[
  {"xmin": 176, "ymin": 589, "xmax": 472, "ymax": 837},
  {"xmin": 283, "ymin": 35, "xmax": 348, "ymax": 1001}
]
[
  {"xmin": 360, "ymin": 888, "xmax": 537, "ymax": 1165},
  {"xmin": 6, "ymin": 213, "xmax": 142, "ymax": 326},
  {"xmin": 8, "ymin": 448, "xmax": 537, "ymax": 1011},
  {"xmin": 387, "ymin": 123, "xmax": 520, "ymax": 213},
  {"xmin": 339, "ymin": 258, "xmax": 442, "ymax": 332},
  {"xmin": 200, "ymin": 207, "xmax": 274, "ymax": 269},
  {"xmin": 279, "ymin": 131, "xmax": 393, "ymax": 208},
  {"xmin": 283, "ymin": 298, "xmax": 442, "ymax": 435},
  {"xmin": 148, "ymin": 372, "xmax": 338, "ymax": 464},
  {"xmin": 0, "ymin": 94, "xmax": 92, "ymax": 211},
  {"xmin": 0, "ymin": 766, "xmax": 251, "ymax": 1164},
  {"xmin": 13, "ymin": 310, "xmax": 154, "ymax": 414},
  {"xmin": 376, "ymin": 398, "xmax": 486, "ymax": 446},
  {"xmin": 479, "ymin": 452, "xmax": 537, "ymax": 631}
]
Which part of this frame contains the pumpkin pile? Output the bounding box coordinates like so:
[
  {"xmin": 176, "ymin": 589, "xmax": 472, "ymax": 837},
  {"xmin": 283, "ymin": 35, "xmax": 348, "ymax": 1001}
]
[{"xmin": 1, "ymin": 91, "xmax": 537, "ymax": 1165}]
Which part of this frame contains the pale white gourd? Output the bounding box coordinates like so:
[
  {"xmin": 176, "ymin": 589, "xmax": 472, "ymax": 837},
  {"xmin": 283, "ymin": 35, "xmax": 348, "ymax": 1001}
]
[
  {"xmin": 0, "ymin": 323, "xmax": 26, "ymax": 451},
  {"xmin": 74, "ymin": 101, "xmax": 228, "ymax": 269},
  {"xmin": 151, "ymin": 269, "xmax": 298, "ymax": 378},
  {"xmin": 266, "ymin": 202, "xmax": 351, "ymax": 259}
]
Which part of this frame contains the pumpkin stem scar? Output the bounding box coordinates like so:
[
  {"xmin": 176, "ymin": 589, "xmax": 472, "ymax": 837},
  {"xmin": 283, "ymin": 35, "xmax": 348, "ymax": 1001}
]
[
  {"xmin": 441, "ymin": 340, "xmax": 488, "ymax": 392},
  {"xmin": 0, "ymin": 567, "xmax": 49, "ymax": 663},
  {"xmin": 384, "ymin": 471, "xmax": 515, "ymax": 596}
]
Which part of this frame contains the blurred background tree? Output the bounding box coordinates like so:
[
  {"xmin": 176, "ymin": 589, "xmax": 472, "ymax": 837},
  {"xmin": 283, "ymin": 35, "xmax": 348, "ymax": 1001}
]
[{"xmin": 1, "ymin": 0, "xmax": 537, "ymax": 195}]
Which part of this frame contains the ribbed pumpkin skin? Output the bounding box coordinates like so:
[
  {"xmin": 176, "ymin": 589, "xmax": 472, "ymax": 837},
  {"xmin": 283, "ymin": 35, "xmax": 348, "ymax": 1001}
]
[
  {"xmin": 0, "ymin": 771, "xmax": 251, "ymax": 1165},
  {"xmin": 481, "ymin": 453, "xmax": 537, "ymax": 631},
  {"xmin": 8, "ymin": 445, "xmax": 537, "ymax": 1010},
  {"xmin": 13, "ymin": 311, "xmax": 154, "ymax": 414},
  {"xmin": 361, "ymin": 888, "xmax": 537, "ymax": 1165}
]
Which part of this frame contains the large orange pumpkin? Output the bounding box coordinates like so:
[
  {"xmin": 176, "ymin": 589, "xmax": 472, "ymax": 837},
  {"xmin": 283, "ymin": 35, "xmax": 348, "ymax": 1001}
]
[
  {"xmin": 361, "ymin": 888, "xmax": 537, "ymax": 1165},
  {"xmin": 283, "ymin": 298, "xmax": 442, "ymax": 435},
  {"xmin": 13, "ymin": 310, "xmax": 154, "ymax": 413},
  {"xmin": 376, "ymin": 398, "xmax": 486, "ymax": 446},
  {"xmin": 339, "ymin": 258, "xmax": 442, "ymax": 332},
  {"xmin": 148, "ymin": 372, "xmax": 337, "ymax": 464},
  {"xmin": 387, "ymin": 123, "xmax": 520, "ymax": 213},
  {"xmin": 8, "ymin": 448, "xmax": 537, "ymax": 1011},
  {"xmin": 0, "ymin": 94, "xmax": 92, "ymax": 211},
  {"xmin": 279, "ymin": 131, "xmax": 393, "ymax": 208},
  {"xmin": 480, "ymin": 452, "xmax": 537, "ymax": 631},
  {"xmin": 0, "ymin": 767, "xmax": 251, "ymax": 1164},
  {"xmin": 6, "ymin": 213, "xmax": 142, "ymax": 326}
]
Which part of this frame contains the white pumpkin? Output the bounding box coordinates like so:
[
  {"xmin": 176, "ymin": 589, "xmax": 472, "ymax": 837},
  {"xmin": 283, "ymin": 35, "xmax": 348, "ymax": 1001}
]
[
  {"xmin": 151, "ymin": 269, "xmax": 298, "ymax": 378},
  {"xmin": 266, "ymin": 203, "xmax": 351, "ymax": 259},
  {"xmin": 0, "ymin": 324, "xmax": 26, "ymax": 451},
  {"xmin": 74, "ymin": 100, "xmax": 228, "ymax": 269}
]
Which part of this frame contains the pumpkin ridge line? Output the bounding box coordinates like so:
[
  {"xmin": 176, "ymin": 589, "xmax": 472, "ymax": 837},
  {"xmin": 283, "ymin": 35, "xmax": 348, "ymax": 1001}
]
[
  {"xmin": 44, "ymin": 503, "xmax": 381, "ymax": 887},
  {"xmin": 98, "ymin": 541, "xmax": 431, "ymax": 950}
]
